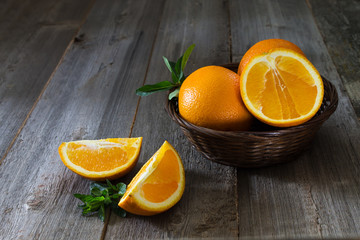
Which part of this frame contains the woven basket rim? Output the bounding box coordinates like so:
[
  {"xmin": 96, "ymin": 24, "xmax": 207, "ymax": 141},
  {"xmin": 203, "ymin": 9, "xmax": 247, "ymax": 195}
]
[{"xmin": 165, "ymin": 63, "xmax": 338, "ymax": 138}]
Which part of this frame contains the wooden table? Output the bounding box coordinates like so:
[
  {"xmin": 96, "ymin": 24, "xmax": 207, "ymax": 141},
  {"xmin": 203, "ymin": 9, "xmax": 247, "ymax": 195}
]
[{"xmin": 1, "ymin": 0, "xmax": 359, "ymax": 239}]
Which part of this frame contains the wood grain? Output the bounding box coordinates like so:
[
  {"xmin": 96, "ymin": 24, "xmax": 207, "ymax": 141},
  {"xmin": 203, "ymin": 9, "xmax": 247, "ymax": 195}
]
[
  {"xmin": 104, "ymin": 0, "xmax": 238, "ymax": 239},
  {"xmin": 0, "ymin": 0, "xmax": 163, "ymax": 239},
  {"xmin": 1, "ymin": 0, "xmax": 359, "ymax": 239},
  {"xmin": 0, "ymin": 0, "xmax": 94, "ymax": 161},
  {"xmin": 230, "ymin": 0, "xmax": 360, "ymax": 238},
  {"xmin": 308, "ymin": 0, "xmax": 360, "ymax": 118}
]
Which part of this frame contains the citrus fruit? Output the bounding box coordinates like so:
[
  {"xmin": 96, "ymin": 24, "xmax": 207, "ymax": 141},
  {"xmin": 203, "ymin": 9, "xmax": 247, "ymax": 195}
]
[
  {"xmin": 118, "ymin": 141, "xmax": 185, "ymax": 216},
  {"xmin": 178, "ymin": 66, "xmax": 253, "ymax": 131},
  {"xmin": 238, "ymin": 39, "xmax": 304, "ymax": 74},
  {"xmin": 240, "ymin": 48, "xmax": 324, "ymax": 127},
  {"xmin": 58, "ymin": 137, "xmax": 142, "ymax": 181}
]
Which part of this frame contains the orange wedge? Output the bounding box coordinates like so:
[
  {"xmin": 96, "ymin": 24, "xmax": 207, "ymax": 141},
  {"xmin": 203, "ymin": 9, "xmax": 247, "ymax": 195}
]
[
  {"xmin": 240, "ymin": 48, "xmax": 324, "ymax": 127},
  {"xmin": 118, "ymin": 141, "xmax": 185, "ymax": 216},
  {"xmin": 58, "ymin": 138, "xmax": 142, "ymax": 181}
]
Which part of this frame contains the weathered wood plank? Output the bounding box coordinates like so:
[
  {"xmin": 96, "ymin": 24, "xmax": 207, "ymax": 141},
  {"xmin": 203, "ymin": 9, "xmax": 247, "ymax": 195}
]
[
  {"xmin": 104, "ymin": 0, "xmax": 238, "ymax": 239},
  {"xmin": 308, "ymin": 0, "xmax": 360, "ymax": 119},
  {"xmin": 0, "ymin": 0, "xmax": 164, "ymax": 239},
  {"xmin": 230, "ymin": 0, "xmax": 360, "ymax": 238},
  {"xmin": 0, "ymin": 0, "xmax": 94, "ymax": 161}
]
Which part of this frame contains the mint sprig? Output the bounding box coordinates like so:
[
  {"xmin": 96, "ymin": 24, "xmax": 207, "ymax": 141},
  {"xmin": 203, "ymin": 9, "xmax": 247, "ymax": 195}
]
[
  {"xmin": 136, "ymin": 44, "xmax": 195, "ymax": 100},
  {"xmin": 74, "ymin": 179, "xmax": 127, "ymax": 222}
]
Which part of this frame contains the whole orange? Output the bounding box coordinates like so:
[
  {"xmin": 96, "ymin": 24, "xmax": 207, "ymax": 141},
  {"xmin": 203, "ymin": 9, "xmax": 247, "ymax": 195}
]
[
  {"xmin": 238, "ymin": 39, "xmax": 304, "ymax": 74},
  {"xmin": 178, "ymin": 66, "xmax": 253, "ymax": 131}
]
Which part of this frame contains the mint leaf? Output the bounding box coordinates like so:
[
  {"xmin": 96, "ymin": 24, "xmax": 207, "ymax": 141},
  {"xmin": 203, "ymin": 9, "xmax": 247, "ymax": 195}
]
[
  {"xmin": 106, "ymin": 179, "xmax": 117, "ymax": 192},
  {"xmin": 111, "ymin": 202, "xmax": 127, "ymax": 218},
  {"xmin": 116, "ymin": 182, "xmax": 127, "ymax": 195},
  {"xmin": 90, "ymin": 187, "xmax": 102, "ymax": 197},
  {"xmin": 90, "ymin": 182, "xmax": 108, "ymax": 194},
  {"xmin": 98, "ymin": 204, "xmax": 105, "ymax": 222},
  {"xmin": 74, "ymin": 180, "xmax": 127, "ymax": 222},
  {"xmin": 74, "ymin": 193, "xmax": 92, "ymax": 203},
  {"xmin": 136, "ymin": 81, "xmax": 176, "ymax": 96}
]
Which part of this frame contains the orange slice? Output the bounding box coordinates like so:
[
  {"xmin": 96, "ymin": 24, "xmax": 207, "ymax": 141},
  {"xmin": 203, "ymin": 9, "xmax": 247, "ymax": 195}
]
[
  {"xmin": 118, "ymin": 141, "xmax": 185, "ymax": 216},
  {"xmin": 58, "ymin": 137, "xmax": 142, "ymax": 181},
  {"xmin": 240, "ymin": 48, "xmax": 324, "ymax": 127}
]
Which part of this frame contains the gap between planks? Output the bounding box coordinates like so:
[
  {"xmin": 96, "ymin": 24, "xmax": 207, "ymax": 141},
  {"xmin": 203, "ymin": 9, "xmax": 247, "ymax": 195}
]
[
  {"xmin": 226, "ymin": 1, "xmax": 239, "ymax": 237},
  {"xmin": 0, "ymin": 0, "xmax": 97, "ymax": 167},
  {"xmin": 227, "ymin": 0, "xmax": 233, "ymax": 63},
  {"xmin": 99, "ymin": 3, "xmax": 166, "ymax": 240}
]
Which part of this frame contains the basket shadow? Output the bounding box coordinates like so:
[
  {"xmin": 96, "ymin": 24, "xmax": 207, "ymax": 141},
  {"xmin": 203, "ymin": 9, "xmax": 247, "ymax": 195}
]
[{"xmin": 236, "ymin": 125, "xmax": 359, "ymax": 202}]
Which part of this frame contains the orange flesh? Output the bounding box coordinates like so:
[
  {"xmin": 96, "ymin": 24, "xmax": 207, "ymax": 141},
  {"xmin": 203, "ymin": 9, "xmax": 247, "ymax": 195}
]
[
  {"xmin": 140, "ymin": 149, "xmax": 180, "ymax": 203},
  {"xmin": 246, "ymin": 56, "xmax": 317, "ymax": 120},
  {"xmin": 66, "ymin": 142, "xmax": 129, "ymax": 171}
]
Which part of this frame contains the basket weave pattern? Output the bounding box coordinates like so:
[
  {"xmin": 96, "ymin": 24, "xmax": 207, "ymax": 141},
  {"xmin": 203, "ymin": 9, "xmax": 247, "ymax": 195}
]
[{"xmin": 166, "ymin": 63, "xmax": 338, "ymax": 167}]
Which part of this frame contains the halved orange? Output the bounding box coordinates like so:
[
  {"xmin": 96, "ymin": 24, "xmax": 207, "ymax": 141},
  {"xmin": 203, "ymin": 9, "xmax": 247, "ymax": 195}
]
[
  {"xmin": 58, "ymin": 138, "xmax": 142, "ymax": 181},
  {"xmin": 240, "ymin": 48, "xmax": 324, "ymax": 127},
  {"xmin": 118, "ymin": 141, "xmax": 185, "ymax": 216}
]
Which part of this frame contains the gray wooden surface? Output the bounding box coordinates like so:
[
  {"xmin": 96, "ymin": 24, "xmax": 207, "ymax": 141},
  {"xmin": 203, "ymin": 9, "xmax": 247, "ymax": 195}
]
[
  {"xmin": 0, "ymin": 0, "xmax": 359, "ymax": 239},
  {"xmin": 0, "ymin": 0, "xmax": 94, "ymax": 162},
  {"xmin": 308, "ymin": 0, "xmax": 360, "ymax": 119}
]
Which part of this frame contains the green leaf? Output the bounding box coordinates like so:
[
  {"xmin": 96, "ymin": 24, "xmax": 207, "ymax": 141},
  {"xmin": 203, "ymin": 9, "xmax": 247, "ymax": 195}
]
[
  {"xmin": 90, "ymin": 187, "xmax": 102, "ymax": 197},
  {"xmin": 74, "ymin": 193, "xmax": 92, "ymax": 203},
  {"xmin": 136, "ymin": 81, "xmax": 175, "ymax": 96},
  {"xmin": 98, "ymin": 204, "xmax": 105, "ymax": 222},
  {"xmin": 116, "ymin": 182, "xmax": 127, "ymax": 195},
  {"xmin": 163, "ymin": 56, "xmax": 177, "ymax": 73},
  {"xmin": 178, "ymin": 71, "xmax": 184, "ymax": 83},
  {"xmin": 90, "ymin": 182, "xmax": 108, "ymax": 194},
  {"xmin": 104, "ymin": 196, "xmax": 112, "ymax": 205},
  {"xmin": 168, "ymin": 88, "xmax": 180, "ymax": 100},
  {"xmin": 136, "ymin": 44, "xmax": 195, "ymax": 97},
  {"xmin": 78, "ymin": 196, "xmax": 105, "ymax": 215},
  {"xmin": 181, "ymin": 44, "xmax": 195, "ymax": 71},
  {"xmin": 110, "ymin": 193, "xmax": 121, "ymax": 199},
  {"xmin": 106, "ymin": 179, "xmax": 117, "ymax": 192},
  {"xmin": 87, "ymin": 196, "xmax": 105, "ymax": 207},
  {"xmin": 102, "ymin": 189, "xmax": 110, "ymax": 197},
  {"xmin": 175, "ymin": 56, "xmax": 183, "ymax": 75},
  {"xmin": 74, "ymin": 180, "xmax": 128, "ymax": 221},
  {"xmin": 162, "ymin": 56, "xmax": 173, "ymax": 73},
  {"xmin": 111, "ymin": 203, "xmax": 127, "ymax": 218},
  {"xmin": 110, "ymin": 182, "xmax": 126, "ymax": 199},
  {"xmin": 169, "ymin": 61, "xmax": 176, "ymax": 72},
  {"xmin": 171, "ymin": 71, "xmax": 179, "ymax": 83},
  {"xmin": 170, "ymin": 56, "xmax": 183, "ymax": 84}
]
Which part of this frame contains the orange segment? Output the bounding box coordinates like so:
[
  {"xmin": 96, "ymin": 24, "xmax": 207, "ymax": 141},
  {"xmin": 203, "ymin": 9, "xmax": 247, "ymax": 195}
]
[
  {"xmin": 141, "ymin": 149, "xmax": 180, "ymax": 203},
  {"xmin": 58, "ymin": 138, "xmax": 142, "ymax": 181},
  {"xmin": 240, "ymin": 48, "xmax": 324, "ymax": 127},
  {"xmin": 118, "ymin": 141, "xmax": 185, "ymax": 216}
]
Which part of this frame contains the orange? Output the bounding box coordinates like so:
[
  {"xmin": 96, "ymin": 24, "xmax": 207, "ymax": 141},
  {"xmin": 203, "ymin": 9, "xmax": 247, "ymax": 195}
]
[
  {"xmin": 240, "ymin": 48, "xmax": 324, "ymax": 127},
  {"xmin": 58, "ymin": 137, "xmax": 142, "ymax": 181},
  {"xmin": 119, "ymin": 141, "xmax": 185, "ymax": 216},
  {"xmin": 238, "ymin": 39, "xmax": 304, "ymax": 74},
  {"xmin": 178, "ymin": 66, "xmax": 253, "ymax": 131}
]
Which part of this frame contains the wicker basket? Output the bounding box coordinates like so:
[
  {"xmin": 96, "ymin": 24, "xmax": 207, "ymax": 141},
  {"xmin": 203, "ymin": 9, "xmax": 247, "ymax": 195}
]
[{"xmin": 165, "ymin": 63, "xmax": 338, "ymax": 168}]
